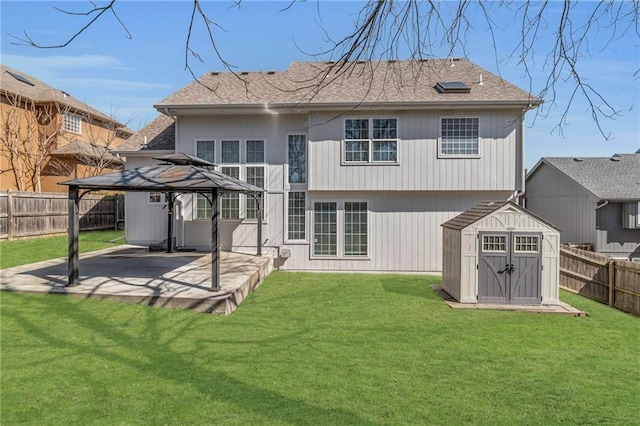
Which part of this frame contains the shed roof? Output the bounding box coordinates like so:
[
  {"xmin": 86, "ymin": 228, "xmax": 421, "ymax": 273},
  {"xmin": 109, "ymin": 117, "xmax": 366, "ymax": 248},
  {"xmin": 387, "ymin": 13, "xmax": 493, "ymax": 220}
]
[
  {"xmin": 156, "ymin": 59, "xmax": 540, "ymax": 111},
  {"xmin": 60, "ymin": 164, "xmax": 263, "ymax": 194},
  {"xmin": 527, "ymin": 153, "xmax": 640, "ymax": 201},
  {"xmin": 442, "ymin": 201, "xmax": 560, "ymax": 231}
]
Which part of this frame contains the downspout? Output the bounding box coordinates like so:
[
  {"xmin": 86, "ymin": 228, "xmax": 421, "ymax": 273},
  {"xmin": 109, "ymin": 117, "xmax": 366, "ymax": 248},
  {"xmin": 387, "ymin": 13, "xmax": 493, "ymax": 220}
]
[{"xmin": 596, "ymin": 200, "xmax": 609, "ymax": 210}]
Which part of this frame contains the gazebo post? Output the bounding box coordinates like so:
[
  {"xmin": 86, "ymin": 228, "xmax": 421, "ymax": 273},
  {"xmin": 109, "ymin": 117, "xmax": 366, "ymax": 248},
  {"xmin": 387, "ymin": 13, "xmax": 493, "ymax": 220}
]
[
  {"xmin": 67, "ymin": 185, "xmax": 80, "ymax": 287},
  {"xmin": 210, "ymin": 188, "xmax": 220, "ymax": 291},
  {"xmin": 256, "ymin": 192, "xmax": 262, "ymax": 256},
  {"xmin": 166, "ymin": 191, "xmax": 174, "ymax": 253}
]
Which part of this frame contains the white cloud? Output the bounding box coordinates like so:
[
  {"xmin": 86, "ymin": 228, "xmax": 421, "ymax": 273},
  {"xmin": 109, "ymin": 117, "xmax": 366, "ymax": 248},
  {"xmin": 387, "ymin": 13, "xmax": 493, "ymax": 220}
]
[{"xmin": 1, "ymin": 53, "xmax": 127, "ymax": 70}]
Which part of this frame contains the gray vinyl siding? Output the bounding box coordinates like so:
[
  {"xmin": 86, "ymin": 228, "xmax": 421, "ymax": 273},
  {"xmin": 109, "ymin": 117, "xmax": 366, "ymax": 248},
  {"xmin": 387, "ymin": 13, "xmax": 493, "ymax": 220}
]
[
  {"xmin": 308, "ymin": 110, "xmax": 522, "ymax": 192},
  {"xmin": 595, "ymin": 202, "xmax": 640, "ymax": 258},
  {"xmin": 525, "ymin": 164, "xmax": 597, "ymax": 245},
  {"xmin": 280, "ymin": 190, "xmax": 512, "ymax": 272}
]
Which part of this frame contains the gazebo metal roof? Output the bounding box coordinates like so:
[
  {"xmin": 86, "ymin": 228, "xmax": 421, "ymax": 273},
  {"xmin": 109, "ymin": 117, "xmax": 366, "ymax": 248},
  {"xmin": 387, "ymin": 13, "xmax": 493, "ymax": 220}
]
[{"xmin": 59, "ymin": 154, "xmax": 264, "ymax": 292}]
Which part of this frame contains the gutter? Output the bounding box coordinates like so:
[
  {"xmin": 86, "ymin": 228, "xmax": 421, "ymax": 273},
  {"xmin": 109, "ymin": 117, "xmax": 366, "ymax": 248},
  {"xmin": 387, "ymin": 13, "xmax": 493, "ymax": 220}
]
[{"xmin": 596, "ymin": 201, "xmax": 609, "ymax": 210}]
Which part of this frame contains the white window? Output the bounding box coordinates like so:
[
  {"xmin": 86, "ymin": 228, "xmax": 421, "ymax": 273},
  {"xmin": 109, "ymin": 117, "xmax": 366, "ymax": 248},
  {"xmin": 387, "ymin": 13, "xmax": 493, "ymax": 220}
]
[
  {"xmin": 313, "ymin": 202, "xmax": 337, "ymax": 256},
  {"xmin": 344, "ymin": 118, "xmax": 397, "ymax": 163},
  {"xmin": 440, "ymin": 117, "xmax": 479, "ymax": 156},
  {"xmin": 196, "ymin": 194, "xmax": 212, "ymax": 220},
  {"xmin": 63, "ymin": 112, "xmax": 82, "ymax": 134},
  {"xmin": 344, "ymin": 202, "xmax": 368, "ymax": 256},
  {"xmin": 245, "ymin": 166, "xmax": 265, "ymax": 220},
  {"xmin": 221, "ymin": 167, "xmax": 240, "ymax": 220},
  {"xmin": 148, "ymin": 192, "xmax": 163, "ymax": 205},
  {"xmin": 514, "ymin": 236, "xmax": 539, "ymax": 253},
  {"xmin": 221, "ymin": 140, "xmax": 240, "ymax": 163},
  {"xmin": 288, "ymin": 192, "xmax": 306, "ymax": 241},
  {"xmin": 196, "ymin": 140, "xmax": 215, "ymax": 164},
  {"xmin": 246, "ymin": 140, "xmax": 264, "ymax": 163},
  {"xmin": 288, "ymin": 134, "xmax": 306, "ymax": 184},
  {"xmin": 483, "ymin": 235, "xmax": 506, "ymax": 252}
]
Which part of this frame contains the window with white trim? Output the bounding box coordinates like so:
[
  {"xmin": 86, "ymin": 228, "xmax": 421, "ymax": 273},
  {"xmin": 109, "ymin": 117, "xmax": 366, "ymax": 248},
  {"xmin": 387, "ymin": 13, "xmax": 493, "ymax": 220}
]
[
  {"xmin": 63, "ymin": 112, "xmax": 82, "ymax": 134},
  {"xmin": 221, "ymin": 140, "xmax": 240, "ymax": 163},
  {"xmin": 221, "ymin": 167, "xmax": 240, "ymax": 220},
  {"xmin": 246, "ymin": 140, "xmax": 264, "ymax": 163},
  {"xmin": 440, "ymin": 117, "xmax": 479, "ymax": 156},
  {"xmin": 246, "ymin": 166, "xmax": 265, "ymax": 220},
  {"xmin": 288, "ymin": 134, "xmax": 306, "ymax": 183},
  {"xmin": 344, "ymin": 202, "xmax": 368, "ymax": 256},
  {"xmin": 313, "ymin": 202, "xmax": 337, "ymax": 256},
  {"xmin": 196, "ymin": 140, "xmax": 215, "ymax": 164},
  {"xmin": 483, "ymin": 235, "xmax": 506, "ymax": 252},
  {"xmin": 344, "ymin": 118, "xmax": 397, "ymax": 163},
  {"xmin": 514, "ymin": 236, "xmax": 539, "ymax": 253},
  {"xmin": 288, "ymin": 192, "xmax": 306, "ymax": 240},
  {"xmin": 196, "ymin": 194, "xmax": 211, "ymax": 220}
]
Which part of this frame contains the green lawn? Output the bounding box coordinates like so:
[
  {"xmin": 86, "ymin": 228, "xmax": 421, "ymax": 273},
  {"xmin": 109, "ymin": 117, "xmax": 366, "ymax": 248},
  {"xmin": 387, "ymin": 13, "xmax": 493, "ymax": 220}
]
[
  {"xmin": 2, "ymin": 272, "xmax": 638, "ymax": 424},
  {"xmin": 0, "ymin": 229, "xmax": 125, "ymax": 269}
]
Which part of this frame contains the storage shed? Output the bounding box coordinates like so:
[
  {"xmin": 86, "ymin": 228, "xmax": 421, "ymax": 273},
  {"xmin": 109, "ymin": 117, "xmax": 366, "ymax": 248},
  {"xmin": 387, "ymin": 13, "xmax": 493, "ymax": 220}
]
[{"xmin": 442, "ymin": 201, "xmax": 560, "ymax": 305}]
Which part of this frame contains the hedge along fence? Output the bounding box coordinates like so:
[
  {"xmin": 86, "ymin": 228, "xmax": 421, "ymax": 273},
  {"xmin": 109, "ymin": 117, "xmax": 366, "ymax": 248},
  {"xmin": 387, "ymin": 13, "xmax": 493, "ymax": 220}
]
[
  {"xmin": 0, "ymin": 190, "xmax": 124, "ymax": 240},
  {"xmin": 560, "ymin": 245, "xmax": 640, "ymax": 316}
]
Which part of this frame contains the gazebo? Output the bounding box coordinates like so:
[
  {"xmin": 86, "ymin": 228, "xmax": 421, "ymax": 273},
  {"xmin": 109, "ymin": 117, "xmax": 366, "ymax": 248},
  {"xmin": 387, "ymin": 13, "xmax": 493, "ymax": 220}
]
[{"xmin": 60, "ymin": 154, "xmax": 264, "ymax": 291}]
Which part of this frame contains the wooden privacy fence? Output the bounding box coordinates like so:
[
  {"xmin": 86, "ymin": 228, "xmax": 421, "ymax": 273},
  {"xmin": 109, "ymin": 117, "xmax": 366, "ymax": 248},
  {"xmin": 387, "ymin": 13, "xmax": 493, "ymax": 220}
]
[
  {"xmin": 560, "ymin": 245, "xmax": 640, "ymax": 316},
  {"xmin": 0, "ymin": 190, "xmax": 124, "ymax": 240}
]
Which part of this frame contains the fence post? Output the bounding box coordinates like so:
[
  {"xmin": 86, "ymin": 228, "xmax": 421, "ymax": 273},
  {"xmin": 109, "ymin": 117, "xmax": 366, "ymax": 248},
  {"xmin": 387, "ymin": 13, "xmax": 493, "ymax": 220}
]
[
  {"xmin": 608, "ymin": 260, "xmax": 615, "ymax": 307},
  {"xmin": 7, "ymin": 189, "xmax": 13, "ymax": 241}
]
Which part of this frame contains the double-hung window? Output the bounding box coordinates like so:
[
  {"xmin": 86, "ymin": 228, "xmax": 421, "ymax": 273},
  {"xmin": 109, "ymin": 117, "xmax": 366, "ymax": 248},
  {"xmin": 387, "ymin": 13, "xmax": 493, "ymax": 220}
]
[
  {"xmin": 344, "ymin": 202, "xmax": 368, "ymax": 256},
  {"xmin": 344, "ymin": 118, "xmax": 397, "ymax": 163},
  {"xmin": 63, "ymin": 112, "xmax": 82, "ymax": 134},
  {"xmin": 440, "ymin": 117, "xmax": 479, "ymax": 156},
  {"xmin": 288, "ymin": 192, "xmax": 306, "ymax": 241},
  {"xmin": 195, "ymin": 140, "xmax": 215, "ymax": 219}
]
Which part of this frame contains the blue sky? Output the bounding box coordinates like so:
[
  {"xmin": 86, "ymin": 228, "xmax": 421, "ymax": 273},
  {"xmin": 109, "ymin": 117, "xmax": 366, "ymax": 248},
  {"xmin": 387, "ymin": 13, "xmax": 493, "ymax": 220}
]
[{"xmin": 1, "ymin": 1, "xmax": 638, "ymax": 169}]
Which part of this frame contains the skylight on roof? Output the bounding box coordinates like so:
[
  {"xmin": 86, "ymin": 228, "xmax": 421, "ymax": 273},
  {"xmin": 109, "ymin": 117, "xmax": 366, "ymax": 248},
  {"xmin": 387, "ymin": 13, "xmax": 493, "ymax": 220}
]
[
  {"xmin": 435, "ymin": 81, "xmax": 471, "ymax": 93},
  {"xmin": 6, "ymin": 70, "xmax": 35, "ymax": 86}
]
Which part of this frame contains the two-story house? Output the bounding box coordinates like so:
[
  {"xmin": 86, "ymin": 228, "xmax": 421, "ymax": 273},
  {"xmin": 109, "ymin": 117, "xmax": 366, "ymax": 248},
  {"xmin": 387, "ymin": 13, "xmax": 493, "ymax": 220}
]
[
  {"xmin": 526, "ymin": 153, "xmax": 640, "ymax": 261},
  {"xmin": 0, "ymin": 64, "xmax": 133, "ymax": 192},
  {"xmin": 117, "ymin": 59, "xmax": 540, "ymax": 272}
]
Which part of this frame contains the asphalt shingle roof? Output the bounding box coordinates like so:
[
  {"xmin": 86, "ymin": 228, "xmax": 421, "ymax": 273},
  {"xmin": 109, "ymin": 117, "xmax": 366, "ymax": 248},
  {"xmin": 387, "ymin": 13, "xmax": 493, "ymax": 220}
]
[
  {"xmin": 538, "ymin": 154, "xmax": 640, "ymax": 200},
  {"xmin": 156, "ymin": 59, "xmax": 540, "ymax": 108},
  {"xmin": 1, "ymin": 64, "xmax": 132, "ymax": 132},
  {"xmin": 116, "ymin": 114, "xmax": 176, "ymax": 152}
]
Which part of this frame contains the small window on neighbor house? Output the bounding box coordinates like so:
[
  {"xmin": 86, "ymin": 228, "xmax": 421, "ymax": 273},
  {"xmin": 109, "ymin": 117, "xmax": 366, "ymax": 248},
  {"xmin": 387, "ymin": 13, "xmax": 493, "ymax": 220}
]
[
  {"xmin": 63, "ymin": 113, "xmax": 82, "ymax": 134},
  {"xmin": 440, "ymin": 117, "xmax": 479, "ymax": 156}
]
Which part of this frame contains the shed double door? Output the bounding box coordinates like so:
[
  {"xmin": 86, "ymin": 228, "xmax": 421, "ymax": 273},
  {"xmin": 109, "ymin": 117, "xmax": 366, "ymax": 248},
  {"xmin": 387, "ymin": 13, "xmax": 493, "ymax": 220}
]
[{"xmin": 478, "ymin": 232, "xmax": 542, "ymax": 305}]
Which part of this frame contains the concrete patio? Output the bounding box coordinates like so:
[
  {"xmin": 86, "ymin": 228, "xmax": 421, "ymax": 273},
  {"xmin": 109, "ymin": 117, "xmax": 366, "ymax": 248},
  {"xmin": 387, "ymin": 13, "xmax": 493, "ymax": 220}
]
[{"xmin": 1, "ymin": 245, "xmax": 274, "ymax": 314}]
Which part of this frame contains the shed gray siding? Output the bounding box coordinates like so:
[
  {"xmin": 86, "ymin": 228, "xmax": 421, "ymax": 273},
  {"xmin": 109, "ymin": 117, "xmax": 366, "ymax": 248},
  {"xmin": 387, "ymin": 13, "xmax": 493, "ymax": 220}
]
[
  {"xmin": 308, "ymin": 110, "xmax": 523, "ymax": 192},
  {"xmin": 525, "ymin": 163, "xmax": 597, "ymax": 245},
  {"xmin": 596, "ymin": 202, "xmax": 640, "ymax": 258}
]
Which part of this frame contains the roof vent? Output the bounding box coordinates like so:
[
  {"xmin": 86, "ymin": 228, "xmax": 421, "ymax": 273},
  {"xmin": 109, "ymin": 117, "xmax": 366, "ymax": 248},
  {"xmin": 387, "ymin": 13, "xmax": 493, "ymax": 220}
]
[
  {"xmin": 573, "ymin": 158, "xmax": 583, "ymax": 162},
  {"xmin": 610, "ymin": 156, "xmax": 621, "ymax": 162},
  {"xmin": 210, "ymin": 72, "xmax": 219, "ymax": 76},
  {"xmin": 240, "ymin": 71, "xmax": 249, "ymax": 75},
  {"xmin": 435, "ymin": 81, "xmax": 471, "ymax": 93},
  {"xmin": 478, "ymin": 74, "xmax": 484, "ymax": 85},
  {"xmin": 266, "ymin": 71, "xmax": 275, "ymax": 75}
]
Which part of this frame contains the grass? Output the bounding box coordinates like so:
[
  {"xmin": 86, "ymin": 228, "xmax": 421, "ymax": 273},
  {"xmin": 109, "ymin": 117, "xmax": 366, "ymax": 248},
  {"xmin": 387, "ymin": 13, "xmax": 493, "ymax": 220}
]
[
  {"xmin": 0, "ymin": 229, "xmax": 125, "ymax": 269},
  {"xmin": 1, "ymin": 272, "xmax": 639, "ymax": 425}
]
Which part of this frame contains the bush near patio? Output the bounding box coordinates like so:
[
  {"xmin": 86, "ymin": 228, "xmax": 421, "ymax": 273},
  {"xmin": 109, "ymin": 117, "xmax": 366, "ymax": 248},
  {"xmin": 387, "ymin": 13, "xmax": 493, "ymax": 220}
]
[{"xmin": 2, "ymin": 272, "xmax": 638, "ymax": 425}]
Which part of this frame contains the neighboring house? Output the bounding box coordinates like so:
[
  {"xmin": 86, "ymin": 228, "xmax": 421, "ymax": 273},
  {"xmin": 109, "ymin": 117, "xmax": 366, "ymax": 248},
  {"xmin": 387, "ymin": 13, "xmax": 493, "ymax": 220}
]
[
  {"xmin": 117, "ymin": 59, "xmax": 540, "ymax": 272},
  {"xmin": 525, "ymin": 152, "xmax": 640, "ymax": 261},
  {"xmin": 0, "ymin": 64, "xmax": 133, "ymax": 192}
]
